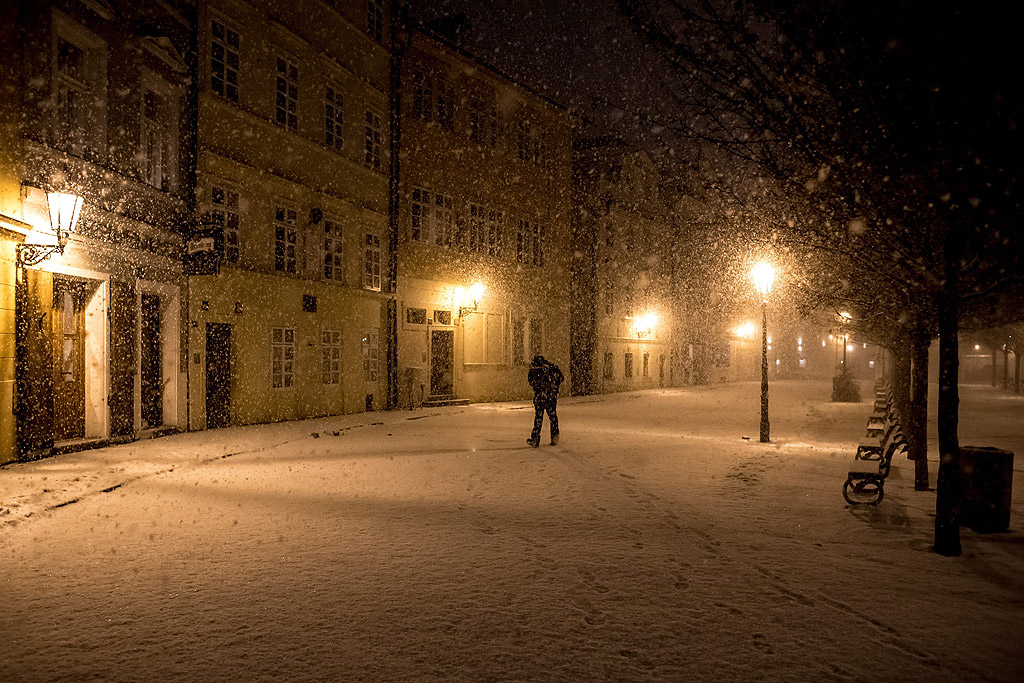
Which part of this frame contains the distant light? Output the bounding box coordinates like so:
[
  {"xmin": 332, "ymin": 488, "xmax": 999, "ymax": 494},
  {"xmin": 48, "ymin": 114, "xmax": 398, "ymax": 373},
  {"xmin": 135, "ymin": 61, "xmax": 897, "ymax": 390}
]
[
  {"xmin": 798, "ymin": 345, "xmax": 802, "ymax": 352},
  {"xmin": 863, "ymin": 343, "xmax": 867, "ymax": 349},
  {"xmin": 869, "ymin": 360, "xmax": 875, "ymax": 368},
  {"xmin": 975, "ymin": 344, "xmax": 980, "ymax": 350},
  {"xmin": 797, "ymin": 337, "xmax": 802, "ymax": 345},
  {"xmin": 775, "ymin": 359, "xmax": 780, "ymax": 365},
  {"xmin": 767, "ymin": 344, "xmax": 772, "ymax": 351},
  {"xmin": 846, "ymin": 344, "xmax": 853, "ymax": 352},
  {"xmin": 821, "ymin": 340, "xmax": 826, "ymax": 347}
]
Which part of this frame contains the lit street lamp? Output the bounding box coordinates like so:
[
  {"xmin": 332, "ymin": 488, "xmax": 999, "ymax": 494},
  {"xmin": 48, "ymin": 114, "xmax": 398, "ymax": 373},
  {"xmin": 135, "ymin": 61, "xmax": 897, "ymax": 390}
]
[{"xmin": 750, "ymin": 262, "xmax": 775, "ymax": 442}]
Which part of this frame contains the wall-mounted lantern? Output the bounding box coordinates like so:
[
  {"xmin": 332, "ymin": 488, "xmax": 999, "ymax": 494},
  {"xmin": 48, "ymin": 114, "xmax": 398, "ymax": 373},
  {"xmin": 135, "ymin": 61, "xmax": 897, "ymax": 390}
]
[
  {"xmin": 457, "ymin": 282, "xmax": 485, "ymax": 318},
  {"xmin": 16, "ymin": 190, "xmax": 84, "ymax": 268}
]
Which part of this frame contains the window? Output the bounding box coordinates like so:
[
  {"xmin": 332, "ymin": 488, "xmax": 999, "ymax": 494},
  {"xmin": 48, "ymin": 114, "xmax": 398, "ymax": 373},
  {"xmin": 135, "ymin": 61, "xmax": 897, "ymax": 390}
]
[
  {"xmin": 513, "ymin": 317, "xmax": 526, "ymax": 365},
  {"xmin": 434, "ymin": 310, "xmax": 452, "ymax": 326},
  {"xmin": 487, "ymin": 209, "xmax": 503, "ymax": 256},
  {"xmin": 406, "ymin": 307, "xmax": 427, "ymax": 325},
  {"xmin": 53, "ymin": 18, "xmax": 105, "ymax": 155},
  {"xmin": 274, "ymin": 206, "xmax": 298, "ymax": 274},
  {"xmin": 363, "ymin": 232, "xmax": 381, "ymax": 290},
  {"xmin": 516, "ymin": 219, "xmax": 527, "ymax": 263},
  {"xmin": 362, "ymin": 329, "xmax": 379, "ymax": 381},
  {"xmin": 516, "ymin": 219, "xmax": 544, "ymax": 266},
  {"xmin": 141, "ymin": 89, "xmax": 166, "ymax": 187},
  {"xmin": 367, "ymin": 0, "xmax": 384, "ymax": 44},
  {"xmin": 411, "ymin": 187, "xmax": 453, "ymax": 246},
  {"xmin": 624, "ymin": 352, "xmax": 633, "ymax": 378},
  {"xmin": 468, "ymin": 203, "xmax": 485, "ymax": 253},
  {"xmin": 517, "ymin": 120, "xmax": 545, "ymax": 164},
  {"xmin": 322, "ymin": 330, "xmax": 341, "ymax": 385},
  {"xmin": 210, "ymin": 18, "xmax": 239, "ymax": 102},
  {"xmin": 323, "ymin": 217, "xmax": 343, "ymax": 282},
  {"xmin": 435, "ymin": 75, "xmax": 454, "ymax": 129},
  {"xmin": 468, "ymin": 92, "xmax": 499, "ymax": 146},
  {"xmin": 529, "ymin": 318, "xmax": 543, "ymax": 358},
  {"xmin": 272, "ymin": 327, "xmax": 295, "ymax": 389},
  {"xmin": 643, "ymin": 352, "xmax": 650, "ymax": 377},
  {"xmin": 210, "ymin": 185, "xmax": 240, "ymax": 263},
  {"xmin": 325, "ymin": 86, "xmax": 343, "ymax": 149},
  {"xmin": 364, "ymin": 110, "xmax": 382, "ymax": 170},
  {"xmin": 603, "ymin": 352, "xmax": 614, "ymax": 379},
  {"xmin": 275, "ymin": 56, "xmax": 299, "ymax": 130},
  {"xmin": 532, "ymin": 223, "xmax": 546, "ymax": 266},
  {"xmin": 412, "ymin": 68, "xmax": 433, "ymax": 122}
]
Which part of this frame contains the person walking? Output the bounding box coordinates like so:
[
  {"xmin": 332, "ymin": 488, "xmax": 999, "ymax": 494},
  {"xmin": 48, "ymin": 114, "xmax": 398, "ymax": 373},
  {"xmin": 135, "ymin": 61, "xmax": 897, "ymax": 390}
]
[{"xmin": 527, "ymin": 355, "xmax": 563, "ymax": 447}]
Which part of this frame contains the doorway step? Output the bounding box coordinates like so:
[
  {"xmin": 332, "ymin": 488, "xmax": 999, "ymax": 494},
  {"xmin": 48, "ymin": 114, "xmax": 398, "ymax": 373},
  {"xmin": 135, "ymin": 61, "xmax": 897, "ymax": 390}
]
[{"xmin": 422, "ymin": 394, "xmax": 470, "ymax": 408}]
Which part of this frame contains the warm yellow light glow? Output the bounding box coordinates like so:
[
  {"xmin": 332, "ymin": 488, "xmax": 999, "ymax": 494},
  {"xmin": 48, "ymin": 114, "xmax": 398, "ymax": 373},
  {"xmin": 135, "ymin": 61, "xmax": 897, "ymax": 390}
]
[
  {"xmin": 635, "ymin": 311, "xmax": 658, "ymax": 337},
  {"xmin": 798, "ymin": 345, "xmax": 803, "ymax": 352},
  {"xmin": 750, "ymin": 262, "xmax": 775, "ymax": 297},
  {"xmin": 46, "ymin": 191, "xmax": 84, "ymax": 245},
  {"xmin": 469, "ymin": 281, "xmax": 484, "ymax": 304},
  {"xmin": 975, "ymin": 344, "xmax": 980, "ymax": 350},
  {"xmin": 735, "ymin": 321, "xmax": 756, "ymax": 339},
  {"xmin": 846, "ymin": 344, "xmax": 854, "ymax": 352},
  {"xmin": 839, "ymin": 311, "xmax": 852, "ymax": 321},
  {"xmin": 797, "ymin": 337, "xmax": 803, "ymax": 345},
  {"xmin": 821, "ymin": 340, "xmax": 826, "ymax": 347}
]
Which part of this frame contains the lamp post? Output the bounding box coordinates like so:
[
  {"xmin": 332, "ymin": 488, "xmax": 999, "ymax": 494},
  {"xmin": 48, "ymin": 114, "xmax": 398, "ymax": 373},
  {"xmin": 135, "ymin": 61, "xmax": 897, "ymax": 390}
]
[
  {"xmin": 750, "ymin": 262, "xmax": 775, "ymax": 442},
  {"xmin": 839, "ymin": 311, "xmax": 852, "ymax": 370}
]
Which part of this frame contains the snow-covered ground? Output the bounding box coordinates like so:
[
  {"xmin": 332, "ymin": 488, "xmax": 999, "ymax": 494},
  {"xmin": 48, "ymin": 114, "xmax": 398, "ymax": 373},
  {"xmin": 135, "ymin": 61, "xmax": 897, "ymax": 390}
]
[{"xmin": 2, "ymin": 379, "xmax": 1023, "ymax": 682}]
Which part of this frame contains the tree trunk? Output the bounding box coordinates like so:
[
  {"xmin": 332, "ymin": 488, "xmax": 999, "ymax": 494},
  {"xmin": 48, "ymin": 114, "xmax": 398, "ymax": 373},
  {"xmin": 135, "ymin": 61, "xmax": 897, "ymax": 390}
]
[
  {"xmin": 990, "ymin": 349, "xmax": 997, "ymax": 387},
  {"xmin": 891, "ymin": 339, "xmax": 911, "ymax": 425},
  {"xmin": 909, "ymin": 333, "xmax": 930, "ymax": 490},
  {"xmin": 1002, "ymin": 348, "xmax": 1010, "ymax": 390},
  {"xmin": 934, "ymin": 280, "xmax": 962, "ymax": 556}
]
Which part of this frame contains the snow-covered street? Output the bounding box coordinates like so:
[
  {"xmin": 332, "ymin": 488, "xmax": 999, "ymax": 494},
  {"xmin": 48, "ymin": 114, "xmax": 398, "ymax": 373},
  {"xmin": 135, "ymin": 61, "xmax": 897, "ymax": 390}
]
[{"xmin": 2, "ymin": 380, "xmax": 1023, "ymax": 682}]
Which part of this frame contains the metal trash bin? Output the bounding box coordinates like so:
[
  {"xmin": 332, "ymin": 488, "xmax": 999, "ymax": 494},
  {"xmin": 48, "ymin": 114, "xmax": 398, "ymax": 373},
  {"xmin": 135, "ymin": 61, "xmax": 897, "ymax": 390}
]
[{"xmin": 959, "ymin": 446, "xmax": 1014, "ymax": 533}]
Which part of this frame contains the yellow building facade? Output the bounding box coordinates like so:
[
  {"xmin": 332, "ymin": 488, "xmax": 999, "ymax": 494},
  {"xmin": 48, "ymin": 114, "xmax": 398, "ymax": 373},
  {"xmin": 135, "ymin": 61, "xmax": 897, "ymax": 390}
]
[
  {"xmin": 394, "ymin": 29, "xmax": 573, "ymax": 406},
  {"xmin": 188, "ymin": 0, "xmax": 392, "ymax": 429}
]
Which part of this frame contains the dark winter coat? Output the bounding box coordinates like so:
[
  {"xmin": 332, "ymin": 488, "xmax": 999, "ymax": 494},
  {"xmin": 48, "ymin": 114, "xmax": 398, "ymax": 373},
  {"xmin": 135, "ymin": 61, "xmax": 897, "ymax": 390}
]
[{"xmin": 528, "ymin": 356, "xmax": 563, "ymax": 402}]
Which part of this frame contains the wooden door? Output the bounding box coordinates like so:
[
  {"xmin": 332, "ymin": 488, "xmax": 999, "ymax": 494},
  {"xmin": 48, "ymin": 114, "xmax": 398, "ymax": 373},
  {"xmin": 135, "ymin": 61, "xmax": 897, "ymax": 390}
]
[
  {"xmin": 140, "ymin": 293, "xmax": 162, "ymax": 428},
  {"xmin": 430, "ymin": 329, "xmax": 454, "ymax": 396},
  {"xmin": 205, "ymin": 323, "xmax": 232, "ymax": 428},
  {"xmin": 52, "ymin": 279, "xmax": 85, "ymax": 440}
]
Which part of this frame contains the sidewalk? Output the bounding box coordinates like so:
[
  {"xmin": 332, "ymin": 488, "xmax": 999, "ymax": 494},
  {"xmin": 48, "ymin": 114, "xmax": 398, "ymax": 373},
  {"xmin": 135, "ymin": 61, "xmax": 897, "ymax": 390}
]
[{"xmin": 0, "ymin": 405, "xmax": 472, "ymax": 533}]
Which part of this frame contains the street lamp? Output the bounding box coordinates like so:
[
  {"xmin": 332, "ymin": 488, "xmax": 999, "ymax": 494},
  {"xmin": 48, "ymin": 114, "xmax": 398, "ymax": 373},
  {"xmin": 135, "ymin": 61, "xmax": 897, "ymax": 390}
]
[
  {"xmin": 750, "ymin": 262, "xmax": 775, "ymax": 442},
  {"xmin": 839, "ymin": 311, "xmax": 852, "ymax": 368},
  {"xmin": 16, "ymin": 190, "xmax": 84, "ymax": 268},
  {"xmin": 456, "ymin": 281, "xmax": 485, "ymax": 318}
]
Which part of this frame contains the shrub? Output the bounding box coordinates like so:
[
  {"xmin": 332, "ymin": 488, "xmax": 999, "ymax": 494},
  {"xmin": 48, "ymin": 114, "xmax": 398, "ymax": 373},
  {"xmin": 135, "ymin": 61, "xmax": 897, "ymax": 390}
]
[{"xmin": 832, "ymin": 370, "xmax": 862, "ymax": 403}]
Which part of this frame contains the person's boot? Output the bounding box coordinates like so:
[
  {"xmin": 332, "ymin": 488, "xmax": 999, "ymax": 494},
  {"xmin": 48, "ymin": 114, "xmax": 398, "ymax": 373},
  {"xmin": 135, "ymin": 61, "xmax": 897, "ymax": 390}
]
[
  {"xmin": 526, "ymin": 437, "xmax": 540, "ymax": 448},
  {"xmin": 550, "ymin": 433, "xmax": 559, "ymax": 446}
]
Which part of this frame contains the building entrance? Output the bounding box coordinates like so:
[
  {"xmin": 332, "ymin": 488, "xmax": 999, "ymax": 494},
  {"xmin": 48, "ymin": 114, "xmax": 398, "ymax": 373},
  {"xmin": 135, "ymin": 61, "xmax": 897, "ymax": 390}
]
[
  {"xmin": 205, "ymin": 323, "xmax": 232, "ymax": 428},
  {"xmin": 430, "ymin": 329, "xmax": 454, "ymax": 397}
]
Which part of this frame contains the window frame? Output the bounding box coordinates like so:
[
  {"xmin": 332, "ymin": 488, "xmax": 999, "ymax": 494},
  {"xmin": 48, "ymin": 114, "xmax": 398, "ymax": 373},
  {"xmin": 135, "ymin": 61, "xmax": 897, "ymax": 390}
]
[
  {"xmin": 210, "ymin": 16, "xmax": 240, "ymax": 103},
  {"xmin": 324, "ymin": 84, "xmax": 344, "ymax": 150},
  {"xmin": 364, "ymin": 109, "xmax": 383, "ymax": 170},
  {"xmin": 363, "ymin": 232, "xmax": 381, "ymax": 290},
  {"xmin": 321, "ymin": 329, "xmax": 342, "ymax": 386},
  {"xmin": 274, "ymin": 204, "xmax": 299, "ymax": 274},
  {"xmin": 362, "ymin": 329, "xmax": 379, "ymax": 382},
  {"xmin": 208, "ymin": 182, "xmax": 241, "ymax": 264},
  {"xmin": 275, "ymin": 53, "xmax": 299, "ymax": 131},
  {"xmin": 272, "ymin": 326, "xmax": 296, "ymax": 390},
  {"xmin": 323, "ymin": 215, "xmax": 344, "ymax": 283}
]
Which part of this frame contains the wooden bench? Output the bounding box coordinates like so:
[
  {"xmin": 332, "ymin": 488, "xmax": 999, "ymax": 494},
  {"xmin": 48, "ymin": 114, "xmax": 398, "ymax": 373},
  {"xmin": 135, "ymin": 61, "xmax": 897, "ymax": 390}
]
[{"xmin": 843, "ymin": 433, "xmax": 906, "ymax": 505}]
